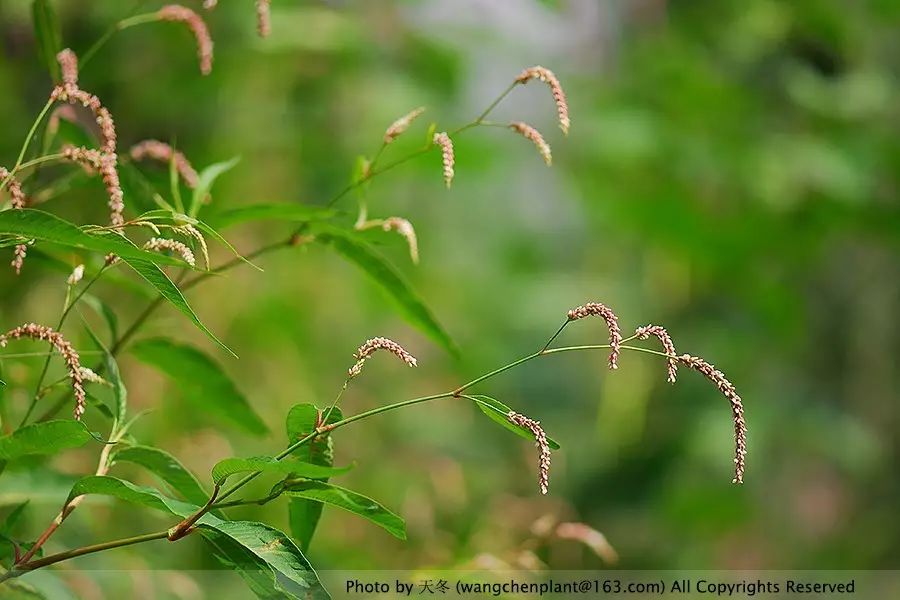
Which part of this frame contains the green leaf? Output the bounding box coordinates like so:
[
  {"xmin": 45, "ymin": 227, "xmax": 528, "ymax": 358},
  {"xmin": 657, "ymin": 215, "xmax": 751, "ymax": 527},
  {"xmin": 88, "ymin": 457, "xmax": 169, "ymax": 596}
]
[
  {"xmin": 207, "ymin": 204, "xmax": 336, "ymax": 230},
  {"xmin": 0, "ymin": 579, "xmax": 49, "ymax": 599},
  {"xmin": 130, "ymin": 338, "xmax": 266, "ymax": 435},
  {"xmin": 201, "ymin": 520, "xmax": 328, "ymax": 599},
  {"xmin": 189, "ymin": 156, "xmax": 241, "ymax": 218},
  {"xmin": 282, "ymin": 480, "xmax": 406, "ymax": 540},
  {"xmin": 123, "ymin": 259, "xmax": 233, "ymax": 355},
  {"xmin": 316, "ymin": 228, "xmax": 457, "ymax": 355},
  {"xmin": 0, "ymin": 209, "xmax": 187, "ymax": 267},
  {"xmin": 66, "ymin": 476, "xmax": 328, "ymax": 599},
  {"xmin": 31, "ymin": 0, "xmax": 62, "ymax": 83},
  {"xmin": 285, "ymin": 404, "xmax": 342, "ymax": 551},
  {"xmin": 212, "ymin": 456, "xmax": 350, "ymax": 486},
  {"xmin": 469, "ymin": 395, "xmax": 561, "ymax": 450},
  {"xmin": 0, "ymin": 421, "xmax": 92, "ymax": 460},
  {"xmin": 84, "ymin": 326, "xmax": 127, "ymax": 426},
  {"xmin": 112, "ymin": 445, "xmax": 209, "ymax": 507}
]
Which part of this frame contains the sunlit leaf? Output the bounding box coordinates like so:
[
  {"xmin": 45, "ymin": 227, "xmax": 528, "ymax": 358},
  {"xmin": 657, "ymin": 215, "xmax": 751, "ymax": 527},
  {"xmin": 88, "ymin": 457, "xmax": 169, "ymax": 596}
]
[
  {"xmin": 469, "ymin": 395, "xmax": 560, "ymax": 450},
  {"xmin": 130, "ymin": 338, "xmax": 265, "ymax": 435},
  {"xmin": 67, "ymin": 476, "xmax": 329, "ymax": 599},
  {"xmin": 315, "ymin": 228, "xmax": 457, "ymax": 355},
  {"xmin": 282, "ymin": 480, "xmax": 406, "ymax": 540},
  {"xmin": 0, "ymin": 421, "xmax": 92, "ymax": 460}
]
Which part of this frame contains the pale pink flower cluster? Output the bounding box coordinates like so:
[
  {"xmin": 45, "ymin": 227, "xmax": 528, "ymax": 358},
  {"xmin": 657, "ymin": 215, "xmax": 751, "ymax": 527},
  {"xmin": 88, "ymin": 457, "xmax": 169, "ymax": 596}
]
[
  {"xmin": 382, "ymin": 217, "xmax": 419, "ymax": 264},
  {"xmin": 567, "ymin": 302, "xmax": 622, "ymax": 369},
  {"xmin": 60, "ymin": 146, "xmax": 124, "ymax": 227},
  {"xmin": 433, "ymin": 132, "xmax": 455, "ymax": 188},
  {"xmin": 158, "ymin": 5, "xmax": 214, "ymax": 75},
  {"xmin": 143, "ymin": 237, "xmax": 196, "ymax": 267},
  {"xmin": 0, "ymin": 323, "xmax": 85, "ymax": 420},
  {"xmin": 0, "ymin": 167, "xmax": 29, "ymax": 274},
  {"xmin": 56, "ymin": 49, "xmax": 79, "ymax": 85},
  {"xmin": 507, "ymin": 410, "xmax": 551, "ymax": 495},
  {"xmin": 348, "ymin": 337, "xmax": 418, "ymax": 378},
  {"xmin": 678, "ymin": 354, "xmax": 747, "ymax": 484},
  {"xmin": 515, "ymin": 66, "xmax": 570, "ymax": 135},
  {"xmin": 509, "ymin": 121, "xmax": 552, "ymax": 166},
  {"xmin": 384, "ymin": 107, "xmax": 426, "ymax": 144},
  {"xmin": 634, "ymin": 324, "xmax": 678, "ymax": 383},
  {"xmin": 50, "ymin": 84, "xmax": 116, "ymax": 155},
  {"xmin": 129, "ymin": 140, "xmax": 200, "ymax": 188},
  {"xmin": 256, "ymin": 0, "xmax": 272, "ymax": 38}
]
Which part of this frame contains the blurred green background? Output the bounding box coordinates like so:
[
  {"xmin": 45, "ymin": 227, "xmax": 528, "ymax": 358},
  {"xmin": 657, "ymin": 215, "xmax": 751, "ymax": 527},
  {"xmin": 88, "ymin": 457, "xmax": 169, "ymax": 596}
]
[{"xmin": 1, "ymin": 0, "xmax": 899, "ymax": 593}]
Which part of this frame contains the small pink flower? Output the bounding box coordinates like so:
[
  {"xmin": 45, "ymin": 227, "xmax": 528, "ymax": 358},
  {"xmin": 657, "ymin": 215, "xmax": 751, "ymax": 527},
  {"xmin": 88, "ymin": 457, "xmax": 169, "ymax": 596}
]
[
  {"xmin": 0, "ymin": 167, "xmax": 29, "ymax": 274},
  {"xmin": 509, "ymin": 121, "xmax": 552, "ymax": 166},
  {"xmin": 678, "ymin": 354, "xmax": 747, "ymax": 484},
  {"xmin": 567, "ymin": 302, "xmax": 622, "ymax": 369},
  {"xmin": 515, "ymin": 66, "xmax": 570, "ymax": 135},
  {"xmin": 433, "ymin": 132, "xmax": 455, "ymax": 189},
  {"xmin": 0, "ymin": 323, "xmax": 86, "ymax": 420},
  {"xmin": 348, "ymin": 337, "xmax": 418, "ymax": 378}
]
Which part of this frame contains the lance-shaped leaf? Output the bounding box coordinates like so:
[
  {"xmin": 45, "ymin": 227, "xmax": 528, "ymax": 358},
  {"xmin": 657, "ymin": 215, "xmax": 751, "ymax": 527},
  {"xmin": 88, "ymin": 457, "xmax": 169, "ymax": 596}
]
[
  {"xmin": 0, "ymin": 209, "xmax": 228, "ymax": 352},
  {"xmin": 0, "ymin": 209, "xmax": 186, "ymax": 267},
  {"xmin": 32, "ymin": 0, "xmax": 62, "ymax": 82},
  {"xmin": 211, "ymin": 456, "xmax": 351, "ymax": 486},
  {"xmin": 112, "ymin": 445, "xmax": 209, "ymax": 507},
  {"xmin": 282, "ymin": 480, "xmax": 406, "ymax": 540},
  {"xmin": 0, "ymin": 421, "xmax": 92, "ymax": 461},
  {"xmin": 285, "ymin": 404, "xmax": 341, "ymax": 551},
  {"xmin": 315, "ymin": 228, "xmax": 457, "ymax": 356},
  {"xmin": 469, "ymin": 395, "xmax": 561, "ymax": 449},
  {"xmin": 65, "ymin": 476, "xmax": 329, "ymax": 599},
  {"xmin": 189, "ymin": 156, "xmax": 241, "ymax": 218},
  {"xmin": 130, "ymin": 338, "xmax": 265, "ymax": 435}
]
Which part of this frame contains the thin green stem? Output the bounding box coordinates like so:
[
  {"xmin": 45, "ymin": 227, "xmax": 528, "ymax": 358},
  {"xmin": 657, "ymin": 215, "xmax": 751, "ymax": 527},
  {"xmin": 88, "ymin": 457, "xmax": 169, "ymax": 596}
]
[
  {"xmin": 541, "ymin": 320, "xmax": 569, "ymax": 352},
  {"xmin": 474, "ymin": 82, "xmax": 518, "ymax": 123},
  {"xmin": 1, "ymin": 99, "xmax": 54, "ymax": 194},
  {"xmin": 80, "ymin": 11, "xmax": 161, "ymax": 68},
  {"xmin": 14, "ymin": 153, "xmax": 65, "ymax": 173}
]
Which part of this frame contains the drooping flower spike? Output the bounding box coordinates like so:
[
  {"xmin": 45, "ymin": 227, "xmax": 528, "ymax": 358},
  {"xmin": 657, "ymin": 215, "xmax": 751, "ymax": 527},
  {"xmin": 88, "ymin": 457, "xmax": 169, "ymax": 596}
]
[
  {"xmin": 348, "ymin": 337, "xmax": 418, "ymax": 379},
  {"xmin": 0, "ymin": 167, "xmax": 29, "ymax": 274},
  {"xmin": 515, "ymin": 66, "xmax": 570, "ymax": 135},
  {"xmin": 634, "ymin": 324, "xmax": 678, "ymax": 383},
  {"xmin": 0, "ymin": 324, "xmax": 86, "ymax": 420},
  {"xmin": 433, "ymin": 132, "xmax": 455, "ymax": 189},
  {"xmin": 509, "ymin": 121, "xmax": 552, "ymax": 166},
  {"xmin": 61, "ymin": 146, "xmax": 125, "ymax": 228},
  {"xmin": 384, "ymin": 107, "xmax": 426, "ymax": 144},
  {"xmin": 256, "ymin": 0, "xmax": 272, "ymax": 38},
  {"xmin": 678, "ymin": 354, "xmax": 747, "ymax": 484},
  {"xmin": 507, "ymin": 410, "xmax": 552, "ymax": 495},
  {"xmin": 129, "ymin": 140, "xmax": 200, "ymax": 188},
  {"xmin": 381, "ymin": 217, "xmax": 419, "ymax": 264},
  {"xmin": 567, "ymin": 302, "xmax": 622, "ymax": 370},
  {"xmin": 158, "ymin": 5, "xmax": 214, "ymax": 75}
]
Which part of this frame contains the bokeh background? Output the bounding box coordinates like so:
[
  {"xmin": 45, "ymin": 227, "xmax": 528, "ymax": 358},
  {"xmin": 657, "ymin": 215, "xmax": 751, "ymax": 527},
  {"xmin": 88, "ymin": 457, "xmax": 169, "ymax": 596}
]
[{"xmin": 1, "ymin": 0, "xmax": 899, "ymax": 595}]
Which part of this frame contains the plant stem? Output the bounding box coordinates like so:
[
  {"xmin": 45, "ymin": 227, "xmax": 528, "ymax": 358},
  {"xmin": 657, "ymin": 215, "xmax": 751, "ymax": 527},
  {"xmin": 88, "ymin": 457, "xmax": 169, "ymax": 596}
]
[
  {"xmin": 1, "ymin": 99, "xmax": 54, "ymax": 194},
  {"xmin": 2, "ymin": 530, "xmax": 168, "ymax": 581},
  {"xmin": 80, "ymin": 11, "xmax": 161, "ymax": 68}
]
